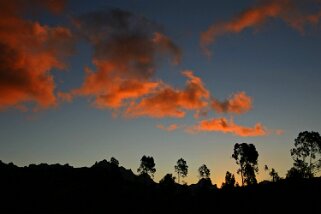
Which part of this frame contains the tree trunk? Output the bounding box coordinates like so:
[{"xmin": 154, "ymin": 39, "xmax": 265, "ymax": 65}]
[
  {"xmin": 309, "ymin": 151, "xmax": 313, "ymax": 177},
  {"xmin": 177, "ymin": 172, "xmax": 180, "ymax": 184}
]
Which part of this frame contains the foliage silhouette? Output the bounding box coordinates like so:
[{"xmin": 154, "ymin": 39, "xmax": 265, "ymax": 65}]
[
  {"xmin": 137, "ymin": 155, "xmax": 156, "ymax": 178},
  {"xmin": 1, "ymin": 159, "xmax": 320, "ymax": 213},
  {"xmin": 1, "ymin": 150, "xmax": 321, "ymax": 213},
  {"xmin": 290, "ymin": 131, "xmax": 321, "ymax": 178},
  {"xmin": 265, "ymin": 165, "xmax": 281, "ymax": 182},
  {"xmin": 232, "ymin": 143, "xmax": 259, "ymax": 186},
  {"xmin": 198, "ymin": 164, "xmax": 210, "ymax": 180},
  {"xmin": 1, "ymin": 131, "xmax": 321, "ymax": 213},
  {"xmin": 221, "ymin": 171, "xmax": 236, "ymax": 189},
  {"xmin": 110, "ymin": 157, "xmax": 119, "ymax": 166},
  {"xmin": 174, "ymin": 158, "xmax": 188, "ymax": 184},
  {"xmin": 92, "ymin": 159, "xmax": 109, "ymax": 168},
  {"xmin": 286, "ymin": 167, "xmax": 305, "ymax": 179}
]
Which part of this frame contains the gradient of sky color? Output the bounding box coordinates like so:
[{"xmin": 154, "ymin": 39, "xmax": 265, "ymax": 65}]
[{"xmin": 1, "ymin": 0, "xmax": 321, "ymax": 185}]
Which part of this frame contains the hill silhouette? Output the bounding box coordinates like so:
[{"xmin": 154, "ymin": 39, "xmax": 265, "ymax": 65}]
[{"xmin": 0, "ymin": 160, "xmax": 320, "ymax": 214}]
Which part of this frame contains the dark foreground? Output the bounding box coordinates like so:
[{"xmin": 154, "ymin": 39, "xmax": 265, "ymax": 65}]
[{"xmin": 1, "ymin": 160, "xmax": 320, "ymax": 214}]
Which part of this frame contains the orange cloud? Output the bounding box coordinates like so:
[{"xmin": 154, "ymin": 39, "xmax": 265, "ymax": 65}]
[
  {"xmin": 0, "ymin": 1, "xmax": 73, "ymax": 111},
  {"xmin": 211, "ymin": 92, "xmax": 252, "ymax": 114},
  {"xmin": 192, "ymin": 117, "xmax": 267, "ymax": 137},
  {"xmin": 73, "ymin": 60, "xmax": 159, "ymax": 109},
  {"xmin": 125, "ymin": 71, "xmax": 210, "ymax": 118},
  {"xmin": 66, "ymin": 9, "xmax": 258, "ymax": 122},
  {"xmin": 201, "ymin": 0, "xmax": 321, "ymax": 56},
  {"xmin": 67, "ymin": 10, "xmax": 181, "ymax": 111},
  {"xmin": 156, "ymin": 124, "xmax": 179, "ymax": 132}
]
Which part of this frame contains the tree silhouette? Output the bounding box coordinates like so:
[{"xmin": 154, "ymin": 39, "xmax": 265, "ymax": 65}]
[
  {"xmin": 264, "ymin": 165, "xmax": 280, "ymax": 182},
  {"xmin": 137, "ymin": 155, "xmax": 156, "ymax": 178},
  {"xmin": 110, "ymin": 157, "xmax": 119, "ymax": 166},
  {"xmin": 264, "ymin": 165, "xmax": 269, "ymax": 171},
  {"xmin": 174, "ymin": 158, "xmax": 188, "ymax": 184},
  {"xmin": 221, "ymin": 171, "xmax": 236, "ymax": 188},
  {"xmin": 269, "ymin": 168, "xmax": 280, "ymax": 182},
  {"xmin": 92, "ymin": 159, "xmax": 109, "ymax": 168},
  {"xmin": 198, "ymin": 164, "xmax": 210, "ymax": 180},
  {"xmin": 232, "ymin": 143, "xmax": 259, "ymax": 186},
  {"xmin": 286, "ymin": 167, "xmax": 305, "ymax": 179},
  {"xmin": 290, "ymin": 131, "xmax": 321, "ymax": 178}
]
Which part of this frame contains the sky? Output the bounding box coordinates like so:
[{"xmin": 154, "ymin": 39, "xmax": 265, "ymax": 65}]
[{"xmin": 1, "ymin": 0, "xmax": 321, "ymax": 185}]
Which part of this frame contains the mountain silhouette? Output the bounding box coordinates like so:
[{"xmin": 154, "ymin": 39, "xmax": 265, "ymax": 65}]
[{"xmin": 0, "ymin": 160, "xmax": 320, "ymax": 213}]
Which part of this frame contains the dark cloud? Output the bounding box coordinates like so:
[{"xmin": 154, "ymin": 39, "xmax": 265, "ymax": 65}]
[{"xmin": 71, "ymin": 9, "xmax": 182, "ymax": 109}]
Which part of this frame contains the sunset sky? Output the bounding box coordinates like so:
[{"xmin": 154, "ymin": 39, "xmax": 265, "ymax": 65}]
[{"xmin": 1, "ymin": 0, "xmax": 321, "ymax": 185}]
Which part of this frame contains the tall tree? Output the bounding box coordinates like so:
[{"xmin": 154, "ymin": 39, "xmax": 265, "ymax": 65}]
[
  {"xmin": 290, "ymin": 131, "xmax": 321, "ymax": 178},
  {"xmin": 174, "ymin": 158, "xmax": 188, "ymax": 184},
  {"xmin": 198, "ymin": 164, "xmax": 210, "ymax": 180},
  {"xmin": 137, "ymin": 155, "xmax": 156, "ymax": 178},
  {"xmin": 232, "ymin": 143, "xmax": 259, "ymax": 186}
]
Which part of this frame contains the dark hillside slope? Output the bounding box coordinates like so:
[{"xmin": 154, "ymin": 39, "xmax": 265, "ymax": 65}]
[{"xmin": 0, "ymin": 160, "xmax": 320, "ymax": 213}]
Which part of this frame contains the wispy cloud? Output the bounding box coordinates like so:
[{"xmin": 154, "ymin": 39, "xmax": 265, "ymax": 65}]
[
  {"xmin": 275, "ymin": 129, "xmax": 285, "ymax": 135},
  {"xmin": 156, "ymin": 124, "xmax": 179, "ymax": 132},
  {"xmin": 191, "ymin": 117, "xmax": 267, "ymax": 137},
  {"xmin": 201, "ymin": 0, "xmax": 321, "ymax": 56}
]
